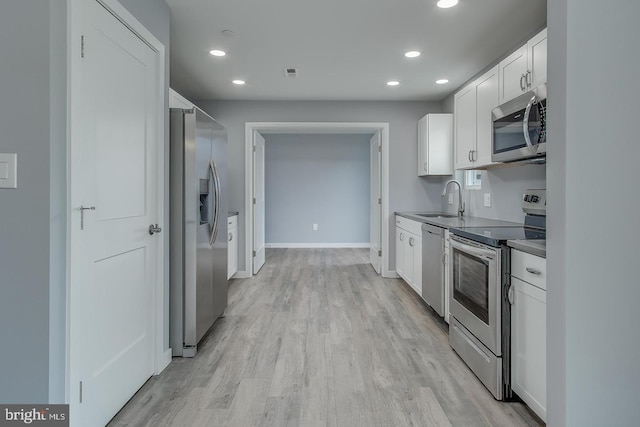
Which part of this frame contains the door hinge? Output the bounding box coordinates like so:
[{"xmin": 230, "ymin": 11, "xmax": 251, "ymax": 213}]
[
  {"xmin": 253, "ymin": 250, "xmax": 256, "ymax": 257},
  {"xmin": 378, "ymin": 198, "xmax": 382, "ymax": 205},
  {"xmin": 253, "ymin": 145, "xmax": 256, "ymax": 152},
  {"xmin": 378, "ymin": 145, "xmax": 381, "ymax": 152},
  {"xmin": 79, "ymin": 381, "xmax": 83, "ymax": 403},
  {"xmin": 81, "ymin": 35, "xmax": 85, "ymax": 58},
  {"xmin": 378, "ymin": 249, "xmax": 382, "ymax": 257},
  {"xmin": 253, "ymin": 197, "xmax": 256, "ymax": 205}
]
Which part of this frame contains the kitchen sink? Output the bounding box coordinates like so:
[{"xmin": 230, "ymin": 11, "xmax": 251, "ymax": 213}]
[{"xmin": 415, "ymin": 213, "xmax": 459, "ymax": 219}]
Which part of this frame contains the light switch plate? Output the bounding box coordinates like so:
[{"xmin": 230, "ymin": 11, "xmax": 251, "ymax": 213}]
[
  {"xmin": 484, "ymin": 193, "xmax": 492, "ymax": 207},
  {"xmin": 312, "ymin": 223, "xmax": 318, "ymax": 231},
  {"xmin": 0, "ymin": 153, "xmax": 17, "ymax": 189}
]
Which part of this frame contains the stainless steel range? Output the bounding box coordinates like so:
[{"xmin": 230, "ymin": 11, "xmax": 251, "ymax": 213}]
[{"xmin": 448, "ymin": 189, "xmax": 546, "ymax": 400}]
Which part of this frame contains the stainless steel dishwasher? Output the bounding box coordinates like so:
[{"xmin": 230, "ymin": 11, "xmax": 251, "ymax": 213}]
[{"xmin": 422, "ymin": 223, "xmax": 445, "ymax": 316}]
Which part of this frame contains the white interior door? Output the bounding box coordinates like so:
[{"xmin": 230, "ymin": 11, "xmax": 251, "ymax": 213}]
[
  {"xmin": 253, "ymin": 131, "xmax": 266, "ymax": 274},
  {"xmin": 70, "ymin": 1, "xmax": 160, "ymax": 425},
  {"xmin": 370, "ymin": 132, "xmax": 382, "ymax": 274}
]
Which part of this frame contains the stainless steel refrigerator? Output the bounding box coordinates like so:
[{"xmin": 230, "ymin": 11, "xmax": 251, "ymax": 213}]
[{"xmin": 170, "ymin": 107, "xmax": 228, "ymax": 357}]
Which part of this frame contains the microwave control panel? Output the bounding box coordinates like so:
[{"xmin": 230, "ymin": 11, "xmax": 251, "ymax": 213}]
[{"xmin": 522, "ymin": 189, "xmax": 546, "ymax": 215}]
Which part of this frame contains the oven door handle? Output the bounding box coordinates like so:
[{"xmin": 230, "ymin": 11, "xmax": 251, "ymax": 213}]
[{"xmin": 451, "ymin": 238, "xmax": 495, "ymax": 260}]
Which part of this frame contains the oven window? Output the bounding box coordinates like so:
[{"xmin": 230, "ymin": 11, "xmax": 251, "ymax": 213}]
[{"xmin": 453, "ymin": 249, "xmax": 489, "ymax": 324}]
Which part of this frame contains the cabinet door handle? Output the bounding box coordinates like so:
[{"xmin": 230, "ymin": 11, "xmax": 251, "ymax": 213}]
[
  {"xmin": 526, "ymin": 70, "xmax": 532, "ymax": 87},
  {"xmin": 526, "ymin": 267, "xmax": 541, "ymax": 275},
  {"xmin": 520, "ymin": 74, "xmax": 526, "ymax": 91},
  {"xmin": 508, "ymin": 284, "xmax": 514, "ymax": 305},
  {"xmin": 400, "ymin": 233, "xmax": 404, "ymax": 241},
  {"xmin": 409, "ymin": 237, "xmax": 414, "ymax": 247},
  {"xmin": 229, "ymin": 232, "xmax": 233, "ymax": 242},
  {"xmin": 424, "ymin": 162, "xmax": 428, "ymax": 171},
  {"xmin": 468, "ymin": 151, "xmax": 472, "ymax": 162}
]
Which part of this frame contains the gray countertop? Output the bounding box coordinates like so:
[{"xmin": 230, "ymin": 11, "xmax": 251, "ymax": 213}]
[
  {"xmin": 395, "ymin": 212, "xmax": 521, "ymax": 230},
  {"xmin": 507, "ymin": 239, "xmax": 546, "ymax": 258},
  {"xmin": 228, "ymin": 211, "xmax": 239, "ymax": 217}
]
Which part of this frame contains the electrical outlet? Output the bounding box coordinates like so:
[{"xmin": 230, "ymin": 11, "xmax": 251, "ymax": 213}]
[
  {"xmin": 312, "ymin": 223, "xmax": 318, "ymax": 231},
  {"xmin": 448, "ymin": 193, "xmax": 453, "ymax": 205},
  {"xmin": 484, "ymin": 193, "xmax": 492, "ymax": 207}
]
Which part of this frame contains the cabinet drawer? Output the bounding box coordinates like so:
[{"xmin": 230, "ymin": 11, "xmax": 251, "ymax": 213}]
[
  {"xmin": 395, "ymin": 216, "xmax": 423, "ymax": 236},
  {"xmin": 511, "ymin": 250, "xmax": 546, "ymax": 290},
  {"xmin": 228, "ymin": 215, "xmax": 237, "ymax": 228}
]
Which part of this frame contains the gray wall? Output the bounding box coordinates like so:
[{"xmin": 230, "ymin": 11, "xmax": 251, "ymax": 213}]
[
  {"xmin": 546, "ymin": 0, "xmax": 566, "ymax": 422},
  {"xmin": 196, "ymin": 101, "xmax": 443, "ymax": 272},
  {"xmin": 0, "ymin": 1, "xmax": 54, "ymax": 404},
  {"xmin": 0, "ymin": 0, "xmax": 170, "ymax": 404},
  {"xmin": 48, "ymin": 1, "xmax": 68, "ymax": 404},
  {"xmin": 264, "ymin": 134, "xmax": 371, "ymax": 245},
  {"xmin": 440, "ymin": 165, "xmax": 546, "ymax": 223},
  {"xmin": 548, "ymin": 1, "xmax": 640, "ymax": 425}
]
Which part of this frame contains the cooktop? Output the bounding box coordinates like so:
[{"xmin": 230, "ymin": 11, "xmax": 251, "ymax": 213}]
[{"xmin": 450, "ymin": 226, "xmax": 546, "ymax": 247}]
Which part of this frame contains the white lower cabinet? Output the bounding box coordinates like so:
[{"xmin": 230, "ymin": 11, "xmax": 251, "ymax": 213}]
[
  {"xmin": 510, "ymin": 250, "xmax": 546, "ymax": 422},
  {"xmin": 395, "ymin": 216, "xmax": 422, "ymax": 296},
  {"xmin": 227, "ymin": 215, "xmax": 238, "ymax": 279}
]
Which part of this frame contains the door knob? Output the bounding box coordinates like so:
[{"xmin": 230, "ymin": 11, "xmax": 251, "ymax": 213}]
[{"xmin": 148, "ymin": 224, "xmax": 162, "ymax": 235}]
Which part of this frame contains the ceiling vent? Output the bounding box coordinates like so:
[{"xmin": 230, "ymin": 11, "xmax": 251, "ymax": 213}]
[{"xmin": 284, "ymin": 67, "xmax": 298, "ymax": 78}]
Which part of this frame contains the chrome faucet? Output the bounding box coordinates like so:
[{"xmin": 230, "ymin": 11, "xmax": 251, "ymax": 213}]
[{"xmin": 442, "ymin": 180, "xmax": 465, "ymax": 217}]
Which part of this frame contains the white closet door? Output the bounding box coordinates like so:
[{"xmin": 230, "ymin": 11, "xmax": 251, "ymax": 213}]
[
  {"xmin": 69, "ymin": 1, "xmax": 160, "ymax": 425},
  {"xmin": 253, "ymin": 131, "xmax": 266, "ymax": 274}
]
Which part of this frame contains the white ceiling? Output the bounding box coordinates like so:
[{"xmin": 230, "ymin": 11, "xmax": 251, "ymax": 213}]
[{"xmin": 166, "ymin": 0, "xmax": 547, "ymax": 102}]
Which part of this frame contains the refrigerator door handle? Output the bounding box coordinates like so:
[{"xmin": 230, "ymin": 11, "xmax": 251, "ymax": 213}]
[{"xmin": 209, "ymin": 160, "xmax": 221, "ymax": 245}]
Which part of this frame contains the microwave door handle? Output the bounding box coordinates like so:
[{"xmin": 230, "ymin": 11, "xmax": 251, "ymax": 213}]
[{"xmin": 523, "ymin": 95, "xmax": 538, "ymax": 153}]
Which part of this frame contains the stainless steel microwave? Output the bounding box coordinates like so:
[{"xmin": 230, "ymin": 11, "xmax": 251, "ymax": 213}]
[{"xmin": 491, "ymin": 83, "xmax": 547, "ymax": 163}]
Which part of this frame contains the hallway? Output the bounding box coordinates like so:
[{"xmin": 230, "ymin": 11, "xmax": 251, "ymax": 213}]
[{"xmin": 109, "ymin": 248, "xmax": 541, "ymax": 426}]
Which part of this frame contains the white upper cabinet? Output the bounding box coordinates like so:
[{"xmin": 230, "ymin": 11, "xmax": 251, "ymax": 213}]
[
  {"xmin": 527, "ymin": 28, "xmax": 547, "ymax": 90},
  {"xmin": 454, "ymin": 65, "xmax": 499, "ymax": 170},
  {"xmin": 418, "ymin": 113, "xmax": 453, "ymax": 176},
  {"xmin": 499, "ymin": 28, "xmax": 548, "ymax": 104},
  {"xmin": 474, "ymin": 66, "xmax": 499, "ymax": 167},
  {"xmin": 454, "ymin": 27, "xmax": 547, "ymax": 170},
  {"xmin": 499, "ymin": 44, "xmax": 528, "ymax": 104},
  {"xmin": 454, "ymin": 83, "xmax": 476, "ymax": 169}
]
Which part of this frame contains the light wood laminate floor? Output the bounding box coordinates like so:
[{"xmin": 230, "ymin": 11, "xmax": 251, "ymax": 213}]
[{"xmin": 109, "ymin": 248, "xmax": 542, "ymax": 427}]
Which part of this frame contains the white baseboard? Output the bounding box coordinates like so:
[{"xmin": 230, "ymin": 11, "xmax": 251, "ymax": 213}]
[
  {"xmin": 233, "ymin": 270, "xmax": 252, "ymax": 279},
  {"xmin": 265, "ymin": 243, "xmax": 370, "ymax": 249},
  {"xmin": 384, "ymin": 270, "xmax": 400, "ymax": 279},
  {"xmin": 155, "ymin": 348, "xmax": 172, "ymax": 375}
]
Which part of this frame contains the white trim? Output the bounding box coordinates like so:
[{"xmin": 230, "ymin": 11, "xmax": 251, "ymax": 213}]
[
  {"xmin": 265, "ymin": 243, "xmax": 371, "ymax": 249},
  {"xmin": 233, "ymin": 270, "xmax": 252, "ymax": 279},
  {"xmin": 245, "ymin": 122, "xmax": 392, "ymax": 279},
  {"xmin": 67, "ymin": 0, "xmax": 167, "ymax": 402},
  {"xmin": 157, "ymin": 348, "xmax": 172, "ymax": 373}
]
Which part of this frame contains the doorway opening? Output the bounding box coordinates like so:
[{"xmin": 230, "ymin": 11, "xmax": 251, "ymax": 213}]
[{"xmin": 244, "ymin": 122, "xmax": 391, "ymax": 277}]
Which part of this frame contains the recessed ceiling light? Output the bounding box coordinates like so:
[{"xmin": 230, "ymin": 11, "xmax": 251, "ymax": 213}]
[
  {"xmin": 437, "ymin": 0, "xmax": 459, "ymax": 8},
  {"xmin": 387, "ymin": 81, "xmax": 400, "ymax": 86},
  {"xmin": 436, "ymin": 79, "xmax": 449, "ymax": 84},
  {"xmin": 232, "ymin": 80, "xmax": 246, "ymax": 85},
  {"xmin": 405, "ymin": 51, "xmax": 421, "ymax": 58},
  {"xmin": 209, "ymin": 49, "xmax": 226, "ymax": 57},
  {"xmin": 221, "ymin": 30, "xmax": 235, "ymax": 37}
]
